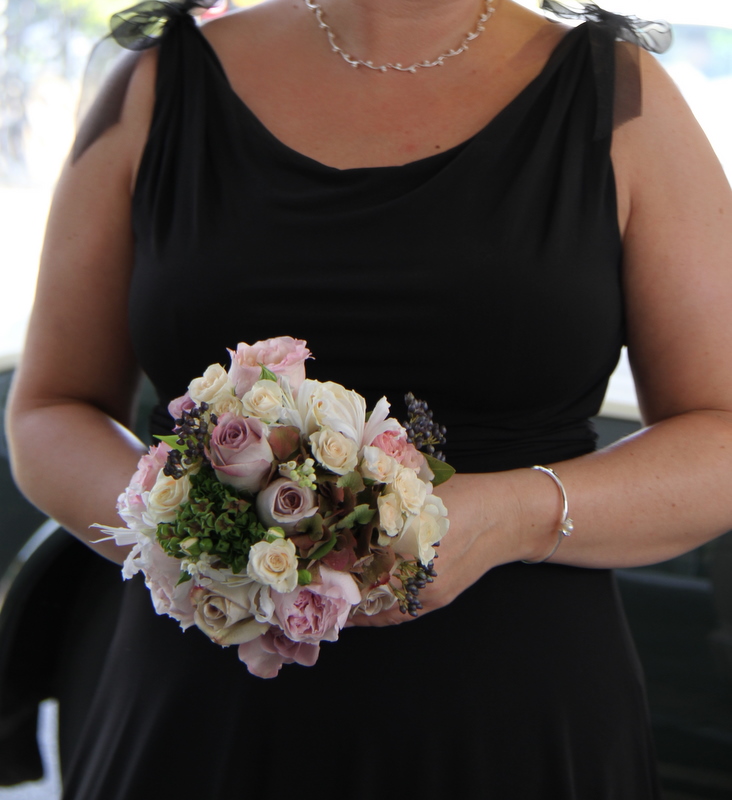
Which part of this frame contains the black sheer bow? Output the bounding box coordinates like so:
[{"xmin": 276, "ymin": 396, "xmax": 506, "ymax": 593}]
[
  {"xmin": 541, "ymin": 0, "xmax": 672, "ymax": 54},
  {"xmin": 110, "ymin": 0, "xmax": 217, "ymax": 51},
  {"xmin": 73, "ymin": 0, "xmax": 218, "ymax": 160}
]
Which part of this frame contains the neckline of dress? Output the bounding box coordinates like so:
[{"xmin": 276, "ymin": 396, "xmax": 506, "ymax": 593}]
[{"xmin": 195, "ymin": 20, "xmax": 589, "ymax": 175}]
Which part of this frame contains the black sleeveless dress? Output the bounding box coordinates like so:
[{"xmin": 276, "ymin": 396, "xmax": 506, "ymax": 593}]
[{"xmin": 60, "ymin": 13, "xmax": 662, "ymax": 800}]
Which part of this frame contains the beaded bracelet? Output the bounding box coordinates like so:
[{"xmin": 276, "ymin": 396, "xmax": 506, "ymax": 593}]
[{"xmin": 522, "ymin": 465, "xmax": 574, "ymax": 564}]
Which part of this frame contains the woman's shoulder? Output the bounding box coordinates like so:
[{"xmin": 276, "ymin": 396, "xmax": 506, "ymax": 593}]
[{"xmin": 201, "ymin": 0, "xmax": 294, "ymax": 62}]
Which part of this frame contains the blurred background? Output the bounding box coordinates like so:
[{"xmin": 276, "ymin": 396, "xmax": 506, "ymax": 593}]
[{"xmin": 0, "ymin": 1, "xmax": 731, "ymax": 798}]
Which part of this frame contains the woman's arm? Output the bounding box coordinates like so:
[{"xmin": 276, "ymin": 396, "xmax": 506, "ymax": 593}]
[
  {"xmin": 546, "ymin": 48, "xmax": 732, "ymax": 566},
  {"xmin": 354, "ymin": 49, "xmax": 732, "ymax": 625},
  {"xmin": 5, "ymin": 51, "xmax": 159, "ymax": 564}
]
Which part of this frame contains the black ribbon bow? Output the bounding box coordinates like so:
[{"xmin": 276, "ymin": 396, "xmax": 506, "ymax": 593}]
[
  {"xmin": 541, "ymin": 0, "xmax": 672, "ymax": 54},
  {"xmin": 110, "ymin": 0, "xmax": 219, "ymax": 50}
]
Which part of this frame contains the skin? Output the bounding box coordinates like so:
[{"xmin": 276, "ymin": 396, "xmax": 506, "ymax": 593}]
[{"xmin": 6, "ymin": 0, "xmax": 732, "ymax": 627}]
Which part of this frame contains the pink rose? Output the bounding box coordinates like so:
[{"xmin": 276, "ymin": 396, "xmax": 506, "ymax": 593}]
[
  {"xmin": 237, "ymin": 628, "xmax": 320, "ymax": 679},
  {"xmin": 373, "ymin": 431, "xmax": 433, "ymax": 480},
  {"xmin": 208, "ymin": 413, "xmax": 274, "ymax": 492},
  {"xmin": 168, "ymin": 392, "xmax": 195, "ymax": 422},
  {"xmin": 273, "ymin": 566, "xmax": 361, "ymax": 644},
  {"xmin": 134, "ymin": 442, "xmax": 171, "ymax": 490},
  {"xmin": 401, "ymin": 443, "xmax": 430, "ymax": 474},
  {"xmin": 255, "ymin": 477, "xmax": 318, "ymax": 534},
  {"xmin": 372, "ymin": 429, "xmax": 410, "ymax": 462},
  {"xmin": 228, "ymin": 337, "xmax": 311, "ymax": 397},
  {"xmin": 117, "ymin": 442, "xmax": 171, "ymax": 529}
]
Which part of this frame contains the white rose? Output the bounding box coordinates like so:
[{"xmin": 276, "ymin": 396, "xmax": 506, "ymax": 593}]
[
  {"xmin": 188, "ymin": 364, "xmax": 235, "ymax": 408},
  {"xmin": 309, "ymin": 428, "xmax": 359, "ymax": 475},
  {"xmin": 143, "ymin": 473, "xmax": 191, "ymax": 526},
  {"xmin": 360, "ymin": 445, "xmax": 399, "ymax": 484},
  {"xmin": 392, "ymin": 494, "xmax": 450, "ymax": 565},
  {"xmin": 190, "ymin": 581, "xmax": 271, "ymax": 646},
  {"xmin": 247, "ymin": 539, "xmax": 299, "ymax": 593},
  {"xmin": 391, "ymin": 465, "xmax": 428, "ymax": 516},
  {"xmin": 241, "ymin": 380, "xmax": 285, "ymax": 422},
  {"xmin": 377, "ymin": 492, "xmax": 405, "ymax": 541},
  {"xmin": 210, "ymin": 393, "xmax": 244, "ymax": 417},
  {"xmin": 356, "ymin": 584, "xmax": 398, "ymax": 616},
  {"xmin": 296, "ymin": 380, "xmax": 366, "ymax": 442}
]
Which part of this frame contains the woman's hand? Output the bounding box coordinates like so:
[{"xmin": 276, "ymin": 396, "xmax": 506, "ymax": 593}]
[{"xmin": 349, "ymin": 469, "xmax": 561, "ymax": 627}]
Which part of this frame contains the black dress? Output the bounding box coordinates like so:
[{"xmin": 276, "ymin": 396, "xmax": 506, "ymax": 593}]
[{"xmin": 57, "ymin": 10, "xmax": 661, "ymax": 799}]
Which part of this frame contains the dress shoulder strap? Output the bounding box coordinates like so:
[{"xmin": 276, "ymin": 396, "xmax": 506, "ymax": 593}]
[
  {"xmin": 541, "ymin": 0, "xmax": 672, "ymax": 140},
  {"xmin": 72, "ymin": 0, "xmax": 215, "ymax": 162}
]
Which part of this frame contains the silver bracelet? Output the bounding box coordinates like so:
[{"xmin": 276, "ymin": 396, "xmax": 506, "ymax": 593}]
[{"xmin": 522, "ymin": 465, "xmax": 574, "ymax": 564}]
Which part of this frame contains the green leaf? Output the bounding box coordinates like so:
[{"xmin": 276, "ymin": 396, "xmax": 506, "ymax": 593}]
[
  {"xmin": 336, "ymin": 504, "xmax": 375, "ymax": 531},
  {"xmin": 259, "ymin": 365, "xmax": 278, "ymax": 382},
  {"xmin": 354, "ymin": 504, "xmax": 376, "ymax": 524},
  {"xmin": 154, "ymin": 435, "xmax": 187, "ymax": 453},
  {"xmin": 336, "ymin": 471, "xmax": 365, "ymax": 493},
  {"xmin": 299, "ymin": 513, "xmax": 323, "ymax": 538},
  {"xmin": 308, "ymin": 534, "xmax": 338, "ymax": 561},
  {"xmin": 176, "ymin": 571, "xmax": 193, "ymax": 586},
  {"xmin": 425, "ymin": 454, "xmax": 456, "ymax": 486}
]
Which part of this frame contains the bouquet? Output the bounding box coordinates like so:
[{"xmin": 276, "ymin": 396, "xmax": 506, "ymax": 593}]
[{"xmin": 96, "ymin": 336, "xmax": 454, "ymax": 678}]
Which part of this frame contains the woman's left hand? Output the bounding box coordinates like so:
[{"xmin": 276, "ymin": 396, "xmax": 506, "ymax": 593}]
[{"xmin": 348, "ymin": 469, "xmax": 560, "ymax": 627}]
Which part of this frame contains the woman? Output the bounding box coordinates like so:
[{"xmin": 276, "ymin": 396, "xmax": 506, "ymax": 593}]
[{"xmin": 6, "ymin": 0, "xmax": 732, "ymax": 796}]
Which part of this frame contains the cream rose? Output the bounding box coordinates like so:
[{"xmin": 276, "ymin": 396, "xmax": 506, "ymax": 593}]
[
  {"xmin": 247, "ymin": 539, "xmax": 299, "ymax": 593},
  {"xmin": 191, "ymin": 583, "xmax": 271, "ymax": 646},
  {"xmin": 241, "ymin": 380, "xmax": 285, "ymax": 422},
  {"xmin": 391, "ymin": 465, "xmax": 428, "ymax": 516},
  {"xmin": 377, "ymin": 492, "xmax": 405, "ymax": 540},
  {"xmin": 309, "ymin": 428, "xmax": 359, "ymax": 475},
  {"xmin": 392, "ymin": 494, "xmax": 449, "ymax": 565},
  {"xmin": 360, "ymin": 445, "xmax": 399, "ymax": 484},
  {"xmin": 143, "ymin": 473, "xmax": 191, "ymax": 526},
  {"xmin": 210, "ymin": 393, "xmax": 244, "ymax": 417},
  {"xmin": 188, "ymin": 364, "xmax": 235, "ymax": 408},
  {"xmin": 356, "ymin": 584, "xmax": 398, "ymax": 616}
]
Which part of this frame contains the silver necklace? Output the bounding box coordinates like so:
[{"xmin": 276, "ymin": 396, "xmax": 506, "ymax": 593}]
[{"xmin": 304, "ymin": 0, "xmax": 496, "ymax": 73}]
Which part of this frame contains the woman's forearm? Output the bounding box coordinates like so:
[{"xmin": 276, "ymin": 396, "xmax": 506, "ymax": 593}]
[
  {"xmin": 467, "ymin": 409, "xmax": 732, "ymax": 570},
  {"xmin": 544, "ymin": 409, "xmax": 732, "ymax": 567},
  {"xmin": 7, "ymin": 399, "xmax": 146, "ymax": 564}
]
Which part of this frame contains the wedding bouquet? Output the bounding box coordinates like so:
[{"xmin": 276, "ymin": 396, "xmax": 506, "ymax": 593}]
[{"xmin": 97, "ymin": 336, "xmax": 453, "ymax": 678}]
